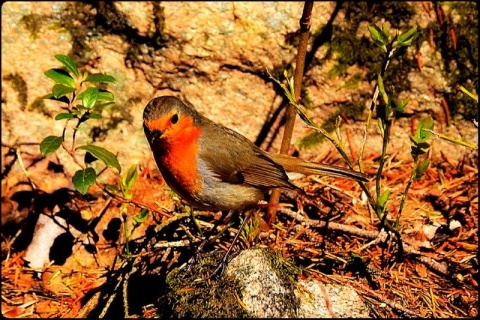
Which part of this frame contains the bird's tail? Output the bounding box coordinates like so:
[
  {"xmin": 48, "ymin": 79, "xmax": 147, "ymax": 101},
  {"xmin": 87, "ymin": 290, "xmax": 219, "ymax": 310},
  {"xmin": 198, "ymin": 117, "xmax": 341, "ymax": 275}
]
[{"xmin": 270, "ymin": 153, "xmax": 369, "ymax": 182}]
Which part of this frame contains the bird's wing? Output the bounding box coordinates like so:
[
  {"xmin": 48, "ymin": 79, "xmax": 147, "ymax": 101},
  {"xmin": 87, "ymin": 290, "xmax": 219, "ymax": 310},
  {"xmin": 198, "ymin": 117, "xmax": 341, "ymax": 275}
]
[
  {"xmin": 198, "ymin": 125, "xmax": 295, "ymax": 189},
  {"xmin": 240, "ymin": 152, "xmax": 296, "ymax": 189}
]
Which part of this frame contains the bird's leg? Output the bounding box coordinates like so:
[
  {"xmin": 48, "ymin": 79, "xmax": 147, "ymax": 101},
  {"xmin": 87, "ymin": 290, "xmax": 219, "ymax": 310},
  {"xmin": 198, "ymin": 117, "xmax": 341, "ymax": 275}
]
[
  {"xmin": 196, "ymin": 210, "xmax": 235, "ymax": 253},
  {"xmin": 188, "ymin": 205, "xmax": 204, "ymax": 237},
  {"xmin": 184, "ymin": 205, "xmax": 206, "ymax": 267},
  {"xmin": 207, "ymin": 211, "xmax": 252, "ymax": 279},
  {"xmin": 188, "ymin": 210, "xmax": 235, "ymax": 265}
]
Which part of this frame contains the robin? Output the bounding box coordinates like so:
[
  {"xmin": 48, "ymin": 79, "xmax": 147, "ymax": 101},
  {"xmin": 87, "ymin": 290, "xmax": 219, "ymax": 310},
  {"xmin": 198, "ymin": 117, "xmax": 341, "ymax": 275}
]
[{"xmin": 143, "ymin": 96, "xmax": 367, "ymax": 212}]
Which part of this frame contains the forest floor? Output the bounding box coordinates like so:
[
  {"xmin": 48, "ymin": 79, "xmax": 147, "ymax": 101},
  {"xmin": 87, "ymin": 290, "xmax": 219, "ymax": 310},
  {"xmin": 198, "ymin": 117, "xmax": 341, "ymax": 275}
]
[{"xmin": 1, "ymin": 144, "xmax": 478, "ymax": 317}]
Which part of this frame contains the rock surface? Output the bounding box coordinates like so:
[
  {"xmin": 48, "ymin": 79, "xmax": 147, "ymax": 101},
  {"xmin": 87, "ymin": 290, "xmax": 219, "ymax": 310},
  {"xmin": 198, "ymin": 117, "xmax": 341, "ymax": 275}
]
[
  {"xmin": 2, "ymin": 2, "xmax": 477, "ymax": 181},
  {"xmin": 225, "ymin": 249, "xmax": 371, "ymax": 318}
]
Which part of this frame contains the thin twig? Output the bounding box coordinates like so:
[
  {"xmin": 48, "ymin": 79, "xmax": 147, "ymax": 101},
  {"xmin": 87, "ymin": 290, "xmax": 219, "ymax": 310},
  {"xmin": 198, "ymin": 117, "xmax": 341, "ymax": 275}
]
[
  {"xmin": 279, "ymin": 206, "xmax": 449, "ymax": 276},
  {"xmin": 358, "ymin": 47, "xmax": 396, "ymax": 172},
  {"xmin": 15, "ymin": 148, "xmax": 37, "ymax": 190},
  {"xmin": 423, "ymin": 128, "xmax": 477, "ymax": 150},
  {"xmin": 267, "ymin": 1, "xmax": 314, "ymax": 224}
]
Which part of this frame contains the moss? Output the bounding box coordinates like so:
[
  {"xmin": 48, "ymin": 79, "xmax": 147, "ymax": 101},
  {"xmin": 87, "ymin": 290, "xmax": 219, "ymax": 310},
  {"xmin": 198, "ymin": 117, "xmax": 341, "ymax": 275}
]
[
  {"xmin": 89, "ymin": 97, "xmax": 139, "ymax": 142},
  {"xmin": 428, "ymin": 2, "xmax": 478, "ymax": 120},
  {"xmin": 324, "ymin": 2, "xmax": 417, "ymax": 89},
  {"xmin": 261, "ymin": 248, "xmax": 300, "ymax": 292},
  {"xmin": 342, "ymin": 73, "xmax": 366, "ymax": 90},
  {"xmin": 20, "ymin": 13, "xmax": 43, "ymax": 39},
  {"xmin": 300, "ymin": 87, "xmax": 313, "ymax": 110},
  {"xmin": 159, "ymin": 251, "xmax": 251, "ymax": 318},
  {"xmin": 326, "ymin": 63, "xmax": 349, "ymax": 80},
  {"xmin": 158, "ymin": 248, "xmax": 301, "ymax": 318},
  {"xmin": 297, "ymin": 95, "xmax": 368, "ymax": 150},
  {"xmin": 298, "ymin": 131, "xmax": 328, "ymax": 149},
  {"xmin": 325, "ymin": 29, "xmax": 380, "ymax": 80},
  {"xmin": 343, "ymin": 2, "xmax": 416, "ymax": 29},
  {"xmin": 297, "ymin": 2, "xmax": 421, "ymax": 149},
  {"xmin": 59, "ymin": 2, "xmax": 167, "ymax": 70}
]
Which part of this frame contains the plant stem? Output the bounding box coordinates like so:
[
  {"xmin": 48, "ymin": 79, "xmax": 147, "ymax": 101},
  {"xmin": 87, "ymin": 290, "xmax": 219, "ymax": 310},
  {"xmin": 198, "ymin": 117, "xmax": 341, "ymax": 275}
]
[
  {"xmin": 359, "ymin": 47, "xmax": 396, "ymax": 172},
  {"xmin": 396, "ymin": 170, "xmax": 415, "ymax": 228},
  {"xmin": 305, "ymin": 123, "xmax": 377, "ymax": 211},
  {"xmin": 267, "ymin": 1, "xmax": 313, "ymax": 224},
  {"xmin": 376, "ymin": 118, "xmax": 391, "ymax": 202}
]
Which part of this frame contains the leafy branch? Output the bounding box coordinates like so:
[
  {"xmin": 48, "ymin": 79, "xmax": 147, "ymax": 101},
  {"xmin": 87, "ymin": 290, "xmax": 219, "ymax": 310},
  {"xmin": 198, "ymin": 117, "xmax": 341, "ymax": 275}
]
[
  {"xmin": 40, "ymin": 54, "xmax": 118, "ymax": 194},
  {"xmin": 40, "ymin": 54, "xmax": 170, "ymax": 229},
  {"xmin": 270, "ymin": 24, "xmax": 420, "ymax": 256}
]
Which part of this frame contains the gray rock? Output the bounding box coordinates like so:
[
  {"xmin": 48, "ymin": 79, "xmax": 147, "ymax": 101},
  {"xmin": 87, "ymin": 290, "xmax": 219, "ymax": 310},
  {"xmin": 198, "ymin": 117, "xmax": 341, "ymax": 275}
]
[
  {"xmin": 296, "ymin": 280, "xmax": 371, "ymax": 318},
  {"xmin": 225, "ymin": 249, "xmax": 371, "ymax": 318}
]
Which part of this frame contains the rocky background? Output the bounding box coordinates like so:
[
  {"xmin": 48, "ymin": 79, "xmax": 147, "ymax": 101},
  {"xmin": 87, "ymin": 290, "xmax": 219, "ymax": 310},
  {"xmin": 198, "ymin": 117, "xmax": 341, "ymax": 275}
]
[{"xmin": 2, "ymin": 2, "xmax": 477, "ymax": 172}]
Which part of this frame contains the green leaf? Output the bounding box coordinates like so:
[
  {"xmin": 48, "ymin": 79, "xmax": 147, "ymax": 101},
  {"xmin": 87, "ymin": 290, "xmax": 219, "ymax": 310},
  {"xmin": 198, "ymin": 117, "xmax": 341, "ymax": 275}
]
[
  {"xmin": 368, "ymin": 25, "xmax": 388, "ymax": 52},
  {"xmin": 44, "ymin": 68, "xmax": 76, "ymax": 88},
  {"xmin": 410, "ymin": 139, "xmax": 431, "ymax": 161},
  {"xmin": 78, "ymin": 87, "xmax": 99, "ymax": 109},
  {"xmin": 75, "ymin": 103, "xmax": 87, "ymax": 111},
  {"xmin": 52, "ymin": 84, "xmax": 76, "ymax": 99},
  {"xmin": 416, "ymin": 141, "xmax": 431, "ymax": 153},
  {"xmin": 55, "ymin": 112, "xmax": 75, "ymax": 120},
  {"xmin": 415, "ymin": 159, "xmax": 430, "ymax": 180},
  {"xmin": 43, "ymin": 93, "xmax": 70, "ymax": 105},
  {"xmin": 416, "ymin": 116, "xmax": 434, "ymax": 140},
  {"xmin": 397, "ymin": 26, "xmax": 417, "ymax": 47},
  {"xmin": 396, "ymin": 39, "xmax": 413, "ymax": 47},
  {"xmin": 72, "ymin": 168, "xmax": 96, "ymax": 195},
  {"xmin": 377, "ymin": 189, "xmax": 391, "ymax": 209},
  {"xmin": 368, "ymin": 25, "xmax": 386, "ymax": 45},
  {"xmin": 122, "ymin": 164, "xmax": 138, "ymax": 193},
  {"xmin": 55, "ymin": 54, "xmax": 79, "ymax": 77},
  {"xmin": 77, "ymin": 145, "xmax": 121, "ymax": 173},
  {"xmin": 85, "ymin": 74, "xmax": 116, "ymax": 83},
  {"xmin": 386, "ymin": 91, "xmax": 395, "ymax": 118},
  {"xmin": 395, "ymin": 98, "xmax": 409, "ymax": 113},
  {"xmin": 132, "ymin": 208, "xmax": 149, "ymax": 226},
  {"xmin": 85, "ymin": 112, "xmax": 102, "ymax": 120},
  {"xmin": 98, "ymin": 90, "xmax": 115, "ymax": 101},
  {"xmin": 377, "ymin": 75, "xmax": 388, "ymax": 104},
  {"xmin": 288, "ymin": 77, "xmax": 295, "ymax": 101},
  {"xmin": 410, "ymin": 135, "xmax": 421, "ymax": 145},
  {"xmin": 40, "ymin": 135, "xmax": 63, "ymax": 156},
  {"xmin": 381, "ymin": 23, "xmax": 390, "ymax": 40},
  {"xmin": 410, "ymin": 135, "xmax": 431, "ymax": 149}
]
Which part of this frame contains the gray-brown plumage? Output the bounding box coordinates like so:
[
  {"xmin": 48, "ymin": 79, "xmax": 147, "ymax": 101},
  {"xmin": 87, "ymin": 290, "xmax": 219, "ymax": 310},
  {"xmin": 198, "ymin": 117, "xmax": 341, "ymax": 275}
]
[{"xmin": 143, "ymin": 96, "xmax": 368, "ymax": 211}]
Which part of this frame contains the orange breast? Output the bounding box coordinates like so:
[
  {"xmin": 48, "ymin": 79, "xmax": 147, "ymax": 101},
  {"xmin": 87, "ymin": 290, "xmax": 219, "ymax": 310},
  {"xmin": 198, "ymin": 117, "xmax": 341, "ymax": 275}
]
[
  {"xmin": 148, "ymin": 117, "xmax": 203, "ymax": 196},
  {"xmin": 158, "ymin": 139, "xmax": 201, "ymax": 194}
]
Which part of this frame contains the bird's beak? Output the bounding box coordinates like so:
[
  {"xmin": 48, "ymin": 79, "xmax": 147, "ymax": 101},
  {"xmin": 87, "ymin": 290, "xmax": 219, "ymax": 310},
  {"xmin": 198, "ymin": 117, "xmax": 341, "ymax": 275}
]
[{"xmin": 143, "ymin": 122, "xmax": 163, "ymax": 143}]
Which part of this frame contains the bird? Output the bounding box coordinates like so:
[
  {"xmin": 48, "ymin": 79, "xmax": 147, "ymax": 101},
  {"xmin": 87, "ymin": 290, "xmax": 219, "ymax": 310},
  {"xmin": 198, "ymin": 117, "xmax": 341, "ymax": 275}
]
[{"xmin": 143, "ymin": 95, "xmax": 368, "ymax": 213}]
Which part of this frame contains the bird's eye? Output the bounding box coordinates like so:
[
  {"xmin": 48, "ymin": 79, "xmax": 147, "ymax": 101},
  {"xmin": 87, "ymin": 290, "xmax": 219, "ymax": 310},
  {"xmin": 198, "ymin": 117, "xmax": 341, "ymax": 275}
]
[{"xmin": 171, "ymin": 113, "xmax": 179, "ymax": 124}]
